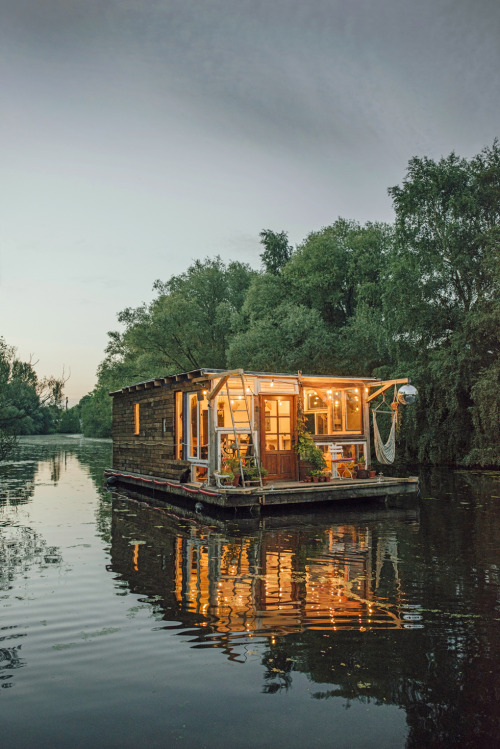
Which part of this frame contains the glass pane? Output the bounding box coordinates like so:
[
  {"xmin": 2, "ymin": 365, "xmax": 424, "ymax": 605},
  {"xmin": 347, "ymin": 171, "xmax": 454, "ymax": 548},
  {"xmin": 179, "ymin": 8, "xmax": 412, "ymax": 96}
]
[
  {"xmin": 265, "ymin": 417, "xmax": 278, "ymax": 434},
  {"xmin": 265, "ymin": 399, "xmax": 277, "ymax": 416},
  {"xmin": 217, "ymin": 396, "xmax": 227, "ymax": 427},
  {"xmin": 279, "ymin": 434, "xmax": 292, "ymax": 450},
  {"xmin": 279, "ymin": 417, "xmax": 291, "ymax": 434},
  {"xmin": 307, "ymin": 390, "xmax": 324, "ymax": 410},
  {"xmin": 332, "ymin": 397, "xmax": 342, "ymax": 431},
  {"xmin": 346, "ymin": 389, "xmax": 362, "ymax": 430},
  {"xmin": 316, "ymin": 412, "xmax": 328, "ymax": 434},
  {"xmin": 304, "ymin": 413, "xmax": 315, "ymax": 433},
  {"xmin": 175, "ymin": 392, "xmax": 183, "ymax": 459},
  {"xmin": 190, "ymin": 394, "xmax": 198, "ymax": 457},
  {"xmin": 200, "ymin": 398, "xmax": 208, "ymax": 460},
  {"xmin": 278, "ymin": 399, "xmax": 290, "ymax": 415},
  {"xmin": 265, "ymin": 435, "xmax": 278, "ymax": 451}
]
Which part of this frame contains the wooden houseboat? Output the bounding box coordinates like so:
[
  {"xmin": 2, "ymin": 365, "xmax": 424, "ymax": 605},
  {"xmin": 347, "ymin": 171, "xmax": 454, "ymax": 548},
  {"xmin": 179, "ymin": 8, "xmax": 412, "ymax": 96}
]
[{"xmin": 106, "ymin": 368, "xmax": 418, "ymax": 508}]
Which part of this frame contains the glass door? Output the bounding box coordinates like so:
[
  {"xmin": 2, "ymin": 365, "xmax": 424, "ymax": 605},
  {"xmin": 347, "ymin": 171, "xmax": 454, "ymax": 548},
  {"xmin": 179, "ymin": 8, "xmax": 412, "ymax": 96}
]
[{"xmin": 260, "ymin": 395, "xmax": 296, "ymax": 481}]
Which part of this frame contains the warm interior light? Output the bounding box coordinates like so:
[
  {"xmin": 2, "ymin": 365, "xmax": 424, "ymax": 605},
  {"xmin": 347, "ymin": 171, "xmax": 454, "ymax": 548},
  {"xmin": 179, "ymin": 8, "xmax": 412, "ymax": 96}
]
[{"xmin": 270, "ymin": 380, "xmax": 274, "ymax": 387}]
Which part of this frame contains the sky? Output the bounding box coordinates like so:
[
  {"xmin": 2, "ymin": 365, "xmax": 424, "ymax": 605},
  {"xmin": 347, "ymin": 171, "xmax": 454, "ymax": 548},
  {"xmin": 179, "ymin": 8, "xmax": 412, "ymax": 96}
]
[{"xmin": 1, "ymin": 0, "xmax": 499, "ymax": 404}]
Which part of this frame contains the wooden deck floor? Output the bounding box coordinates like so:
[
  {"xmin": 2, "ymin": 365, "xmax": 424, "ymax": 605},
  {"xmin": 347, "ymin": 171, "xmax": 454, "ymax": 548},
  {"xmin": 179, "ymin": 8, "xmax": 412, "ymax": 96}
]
[{"xmin": 105, "ymin": 469, "xmax": 419, "ymax": 509}]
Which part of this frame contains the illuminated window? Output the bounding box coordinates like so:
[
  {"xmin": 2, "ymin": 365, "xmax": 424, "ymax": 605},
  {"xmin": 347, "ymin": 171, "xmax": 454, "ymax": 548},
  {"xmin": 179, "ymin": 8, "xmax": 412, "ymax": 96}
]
[
  {"xmin": 175, "ymin": 392, "xmax": 183, "ymax": 459},
  {"xmin": 188, "ymin": 391, "xmax": 209, "ymax": 461},
  {"xmin": 303, "ymin": 387, "xmax": 363, "ymax": 434},
  {"xmin": 345, "ymin": 389, "xmax": 362, "ymax": 431},
  {"xmin": 133, "ymin": 403, "xmax": 140, "ymax": 435}
]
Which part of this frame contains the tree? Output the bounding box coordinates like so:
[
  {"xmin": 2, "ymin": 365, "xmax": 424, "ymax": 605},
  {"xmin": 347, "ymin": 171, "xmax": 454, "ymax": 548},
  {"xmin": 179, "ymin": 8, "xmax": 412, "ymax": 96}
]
[
  {"xmin": 259, "ymin": 230, "xmax": 293, "ymax": 275},
  {"xmin": 0, "ymin": 338, "xmax": 68, "ymax": 456},
  {"xmin": 283, "ymin": 219, "xmax": 392, "ymax": 329},
  {"xmin": 385, "ymin": 141, "xmax": 500, "ymax": 464}
]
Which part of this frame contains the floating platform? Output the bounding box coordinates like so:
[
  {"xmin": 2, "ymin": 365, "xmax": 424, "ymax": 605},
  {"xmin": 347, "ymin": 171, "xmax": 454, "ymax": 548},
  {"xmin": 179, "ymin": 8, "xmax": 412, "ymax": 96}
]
[{"xmin": 104, "ymin": 468, "xmax": 419, "ymax": 510}]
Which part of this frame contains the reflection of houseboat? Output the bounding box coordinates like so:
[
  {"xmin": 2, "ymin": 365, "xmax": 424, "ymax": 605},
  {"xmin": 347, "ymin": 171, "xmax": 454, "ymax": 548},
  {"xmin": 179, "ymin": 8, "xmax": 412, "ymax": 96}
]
[
  {"xmin": 106, "ymin": 368, "xmax": 418, "ymax": 508},
  {"xmin": 110, "ymin": 496, "xmax": 418, "ymax": 646}
]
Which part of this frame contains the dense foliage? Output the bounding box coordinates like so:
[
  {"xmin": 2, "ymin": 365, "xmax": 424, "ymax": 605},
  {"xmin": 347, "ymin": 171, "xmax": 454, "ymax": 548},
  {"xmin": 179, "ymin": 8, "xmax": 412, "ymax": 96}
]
[
  {"xmin": 0, "ymin": 339, "xmax": 75, "ymax": 457},
  {"xmin": 75, "ymin": 142, "xmax": 499, "ymax": 465}
]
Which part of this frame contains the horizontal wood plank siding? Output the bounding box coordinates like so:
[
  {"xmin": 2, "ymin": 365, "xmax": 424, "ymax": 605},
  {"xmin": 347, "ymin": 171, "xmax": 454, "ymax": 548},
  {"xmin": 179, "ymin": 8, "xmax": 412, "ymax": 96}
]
[{"xmin": 111, "ymin": 380, "xmax": 209, "ymax": 479}]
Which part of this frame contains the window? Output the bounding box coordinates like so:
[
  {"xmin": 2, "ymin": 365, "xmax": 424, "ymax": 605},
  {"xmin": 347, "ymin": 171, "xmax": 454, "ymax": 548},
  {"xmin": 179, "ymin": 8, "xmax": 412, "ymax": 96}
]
[
  {"xmin": 303, "ymin": 387, "xmax": 363, "ymax": 434},
  {"xmin": 345, "ymin": 389, "xmax": 362, "ymax": 431},
  {"xmin": 175, "ymin": 392, "xmax": 184, "ymax": 459},
  {"xmin": 188, "ymin": 391, "xmax": 209, "ymax": 462},
  {"xmin": 133, "ymin": 403, "xmax": 140, "ymax": 435}
]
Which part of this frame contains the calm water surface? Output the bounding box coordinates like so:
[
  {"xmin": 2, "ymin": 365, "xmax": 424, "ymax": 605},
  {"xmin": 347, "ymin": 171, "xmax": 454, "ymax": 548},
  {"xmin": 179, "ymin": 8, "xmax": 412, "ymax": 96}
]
[{"xmin": 1, "ymin": 436, "xmax": 499, "ymax": 748}]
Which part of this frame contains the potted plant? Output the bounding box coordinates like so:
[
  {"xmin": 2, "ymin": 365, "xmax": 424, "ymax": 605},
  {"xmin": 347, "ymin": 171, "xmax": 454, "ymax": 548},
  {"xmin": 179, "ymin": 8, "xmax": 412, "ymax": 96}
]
[
  {"xmin": 242, "ymin": 460, "xmax": 268, "ymax": 485},
  {"xmin": 368, "ymin": 466, "xmax": 377, "ymax": 478},
  {"xmin": 310, "ymin": 469, "xmax": 322, "ymax": 483},
  {"xmin": 225, "ymin": 457, "xmax": 242, "ymax": 486},
  {"xmin": 356, "ymin": 454, "xmax": 369, "ymax": 478}
]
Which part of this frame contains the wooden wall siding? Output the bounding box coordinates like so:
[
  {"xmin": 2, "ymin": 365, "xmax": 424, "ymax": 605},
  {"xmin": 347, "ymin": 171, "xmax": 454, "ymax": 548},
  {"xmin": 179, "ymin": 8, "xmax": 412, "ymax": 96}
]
[{"xmin": 111, "ymin": 380, "xmax": 208, "ymax": 478}]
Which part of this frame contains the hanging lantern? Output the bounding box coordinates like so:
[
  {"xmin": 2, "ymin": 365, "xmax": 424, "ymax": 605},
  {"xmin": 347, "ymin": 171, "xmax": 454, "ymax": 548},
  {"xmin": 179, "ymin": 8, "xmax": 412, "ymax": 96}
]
[{"xmin": 397, "ymin": 384, "xmax": 418, "ymax": 405}]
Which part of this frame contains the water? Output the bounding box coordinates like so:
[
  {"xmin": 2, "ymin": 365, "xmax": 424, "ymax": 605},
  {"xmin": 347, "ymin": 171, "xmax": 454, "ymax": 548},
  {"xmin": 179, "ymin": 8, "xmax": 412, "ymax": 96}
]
[{"xmin": 1, "ymin": 436, "xmax": 499, "ymax": 748}]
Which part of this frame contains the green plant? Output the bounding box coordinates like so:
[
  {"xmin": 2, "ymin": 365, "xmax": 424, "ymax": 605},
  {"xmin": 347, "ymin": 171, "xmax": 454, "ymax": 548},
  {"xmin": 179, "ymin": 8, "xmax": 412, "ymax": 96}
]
[
  {"xmin": 243, "ymin": 460, "xmax": 268, "ymax": 480},
  {"xmin": 225, "ymin": 457, "xmax": 242, "ymax": 474},
  {"xmin": 295, "ymin": 403, "xmax": 326, "ymax": 471}
]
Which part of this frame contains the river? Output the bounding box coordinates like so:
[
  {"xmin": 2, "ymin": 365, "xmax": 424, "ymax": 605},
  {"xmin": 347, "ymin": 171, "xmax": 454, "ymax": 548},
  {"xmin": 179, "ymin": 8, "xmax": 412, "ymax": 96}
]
[{"xmin": 0, "ymin": 435, "xmax": 499, "ymax": 748}]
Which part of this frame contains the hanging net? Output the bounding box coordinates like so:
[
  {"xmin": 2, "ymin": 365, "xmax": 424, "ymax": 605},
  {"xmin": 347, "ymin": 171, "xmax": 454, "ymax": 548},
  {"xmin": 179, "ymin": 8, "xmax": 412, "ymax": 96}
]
[{"xmin": 373, "ymin": 409, "xmax": 397, "ymax": 464}]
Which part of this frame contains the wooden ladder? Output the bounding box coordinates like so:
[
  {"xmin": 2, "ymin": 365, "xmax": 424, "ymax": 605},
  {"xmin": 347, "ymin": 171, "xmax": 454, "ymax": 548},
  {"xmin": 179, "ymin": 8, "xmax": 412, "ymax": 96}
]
[{"xmin": 225, "ymin": 374, "xmax": 262, "ymax": 488}]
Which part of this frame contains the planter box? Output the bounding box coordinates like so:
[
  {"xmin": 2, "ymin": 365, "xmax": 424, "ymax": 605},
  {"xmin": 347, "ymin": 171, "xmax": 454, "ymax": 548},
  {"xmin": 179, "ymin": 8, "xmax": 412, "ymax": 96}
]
[{"xmin": 356, "ymin": 469, "xmax": 369, "ymax": 479}]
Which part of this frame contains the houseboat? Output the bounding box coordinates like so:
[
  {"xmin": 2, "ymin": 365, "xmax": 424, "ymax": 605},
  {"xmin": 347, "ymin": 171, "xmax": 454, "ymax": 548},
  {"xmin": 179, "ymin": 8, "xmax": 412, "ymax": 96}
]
[{"xmin": 105, "ymin": 368, "xmax": 418, "ymax": 508}]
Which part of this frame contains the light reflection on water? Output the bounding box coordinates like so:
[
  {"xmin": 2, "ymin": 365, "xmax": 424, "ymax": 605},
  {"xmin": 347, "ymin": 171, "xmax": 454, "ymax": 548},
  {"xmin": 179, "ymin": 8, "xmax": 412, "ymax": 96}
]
[
  {"xmin": 110, "ymin": 497, "xmax": 420, "ymax": 647},
  {"xmin": 0, "ymin": 436, "xmax": 499, "ymax": 748}
]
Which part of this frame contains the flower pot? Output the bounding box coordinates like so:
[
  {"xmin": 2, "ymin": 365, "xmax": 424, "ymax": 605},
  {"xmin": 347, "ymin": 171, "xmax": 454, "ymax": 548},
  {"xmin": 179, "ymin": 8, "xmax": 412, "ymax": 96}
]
[
  {"xmin": 368, "ymin": 470, "xmax": 377, "ymax": 478},
  {"xmin": 312, "ymin": 476, "xmax": 319, "ymax": 483}
]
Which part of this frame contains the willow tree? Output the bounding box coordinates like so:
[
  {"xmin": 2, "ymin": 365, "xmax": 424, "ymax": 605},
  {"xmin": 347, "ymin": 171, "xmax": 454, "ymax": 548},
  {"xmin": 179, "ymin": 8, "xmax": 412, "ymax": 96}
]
[{"xmin": 385, "ymin": 142, "xmax": 500, "ymax": 465}]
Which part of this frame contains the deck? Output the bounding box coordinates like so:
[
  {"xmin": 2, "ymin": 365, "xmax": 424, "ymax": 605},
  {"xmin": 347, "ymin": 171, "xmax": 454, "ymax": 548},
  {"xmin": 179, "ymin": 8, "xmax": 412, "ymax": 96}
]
[{"xmin": 104, "ymin": 468, "xmax": 419, "ymax": 509}]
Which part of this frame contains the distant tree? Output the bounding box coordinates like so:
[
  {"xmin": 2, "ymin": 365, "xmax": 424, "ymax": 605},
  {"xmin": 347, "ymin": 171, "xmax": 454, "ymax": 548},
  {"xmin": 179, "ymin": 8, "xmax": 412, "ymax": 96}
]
[
  {"xmin": 0, "ymin": 338, "xmax": 69, "ymax": 457},
  {"xmin": 80, "ymin": 388, "xmax": 112, "ymax": 439},
  {"xmin": 56, "ymin": 406, "xmax": 81, "ymax": 434},
  {"xmin": 259, "ymin": 230, "xmax": 293, "ymax": 275}
]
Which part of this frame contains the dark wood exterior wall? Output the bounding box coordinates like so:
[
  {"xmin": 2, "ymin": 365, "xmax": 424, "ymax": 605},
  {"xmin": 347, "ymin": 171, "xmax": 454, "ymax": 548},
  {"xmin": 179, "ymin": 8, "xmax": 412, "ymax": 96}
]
[{"xmin": 111, "ymin": 379, "xmax": 208, "ymax": 480}]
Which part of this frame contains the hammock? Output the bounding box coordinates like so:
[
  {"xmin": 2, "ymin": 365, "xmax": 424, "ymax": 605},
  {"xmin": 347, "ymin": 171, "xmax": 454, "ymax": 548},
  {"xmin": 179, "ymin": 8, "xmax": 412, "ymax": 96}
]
[{"xmin": 373, "ymin": 409, "xmax": 397, "ymax": 464}]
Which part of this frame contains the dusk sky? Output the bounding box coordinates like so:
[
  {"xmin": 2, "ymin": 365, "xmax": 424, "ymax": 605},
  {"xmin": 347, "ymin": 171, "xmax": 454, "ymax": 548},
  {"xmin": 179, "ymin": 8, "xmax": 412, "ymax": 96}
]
[{"xmin": 1, "ymin": 0, "xmax": 499, "ymax": 403}]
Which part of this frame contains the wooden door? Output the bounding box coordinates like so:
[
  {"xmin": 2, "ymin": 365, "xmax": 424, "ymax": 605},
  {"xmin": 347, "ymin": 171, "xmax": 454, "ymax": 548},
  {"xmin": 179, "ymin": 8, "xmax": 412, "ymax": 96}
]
[{"xmin": 260, "ymin": 395, "xmax": 296, "ymax": 481}]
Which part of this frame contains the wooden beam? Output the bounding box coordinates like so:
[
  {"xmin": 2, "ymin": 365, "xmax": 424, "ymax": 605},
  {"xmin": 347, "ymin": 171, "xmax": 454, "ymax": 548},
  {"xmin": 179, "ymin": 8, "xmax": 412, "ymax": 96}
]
[
  {"xmin": 366, "ymin": 378, "xmax": 408, "ymax": 403},
  {"xmin": 201, "ymin": 368, "xmax": 244, "ymax": 381}
]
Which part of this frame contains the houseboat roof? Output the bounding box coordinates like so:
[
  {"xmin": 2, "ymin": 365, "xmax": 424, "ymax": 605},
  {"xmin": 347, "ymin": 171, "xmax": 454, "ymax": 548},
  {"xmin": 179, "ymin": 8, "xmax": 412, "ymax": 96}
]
[{"xmin": 109, "ymin": 368, "xmax": 379, "ymax": 396}]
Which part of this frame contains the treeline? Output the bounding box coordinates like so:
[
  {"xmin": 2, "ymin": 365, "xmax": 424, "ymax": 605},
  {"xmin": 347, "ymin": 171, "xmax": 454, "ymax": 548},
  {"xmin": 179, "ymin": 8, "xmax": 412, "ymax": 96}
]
[
  {"xmin": 0, "ymin": 339, "xmax": 80, "ymax": 459},
  {"xmin": 80, "ymin": 142, "xmax": 498, "ymax": 466}
]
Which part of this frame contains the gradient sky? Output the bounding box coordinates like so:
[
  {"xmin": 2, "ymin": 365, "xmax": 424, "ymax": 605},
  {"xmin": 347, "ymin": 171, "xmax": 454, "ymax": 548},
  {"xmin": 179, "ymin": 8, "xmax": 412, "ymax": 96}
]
[{"xmin": 1, "ymin": 0, "xmax": 499, "ymax": 403}]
